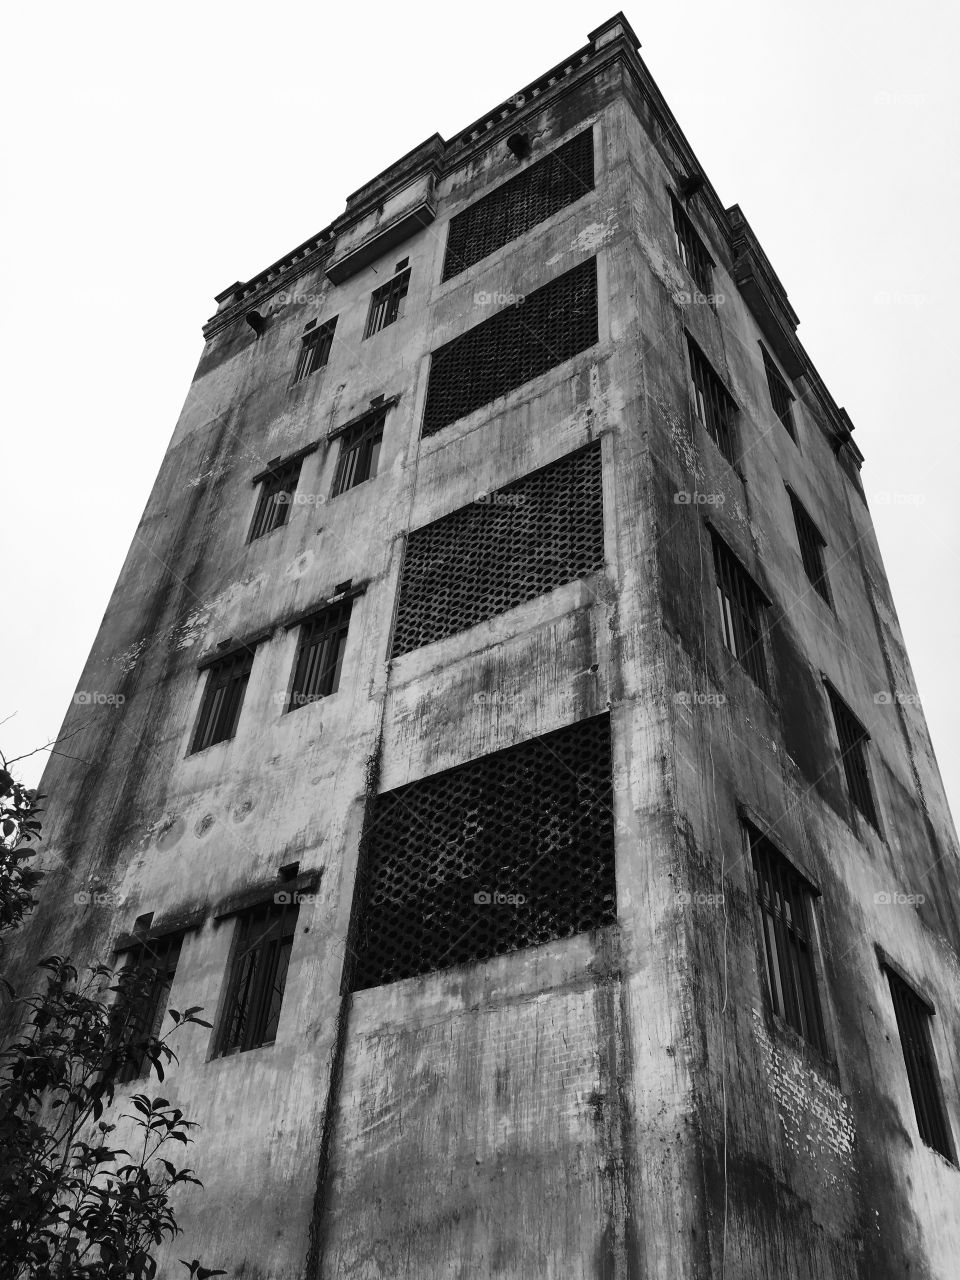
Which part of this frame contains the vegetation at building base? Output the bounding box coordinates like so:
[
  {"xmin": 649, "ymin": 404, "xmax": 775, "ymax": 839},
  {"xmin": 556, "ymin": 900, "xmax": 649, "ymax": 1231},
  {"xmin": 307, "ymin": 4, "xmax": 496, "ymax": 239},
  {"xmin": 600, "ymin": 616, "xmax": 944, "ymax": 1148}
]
[{"xmin": 0, "ymin": 760, "xmax": 223, "ymax": 1280}]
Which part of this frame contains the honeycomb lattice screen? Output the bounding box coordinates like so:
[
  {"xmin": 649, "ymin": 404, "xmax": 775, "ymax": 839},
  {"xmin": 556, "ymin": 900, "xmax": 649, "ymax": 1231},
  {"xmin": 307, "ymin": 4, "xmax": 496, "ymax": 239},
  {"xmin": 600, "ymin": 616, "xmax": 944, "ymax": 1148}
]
[
  {"xmin": 442, "ymin": 128, "xmax": 595, "ymax": 282},
  {"xmin": 422, "ymin": 257, "xmax": 598, "ymax": 437},
  {"xmin": 390, "ymin": 441, "xmax": 603, "ymax": 657},
  {"xmin": 350, "ymin": 714, "xmax": 616, "ymax": 991}
]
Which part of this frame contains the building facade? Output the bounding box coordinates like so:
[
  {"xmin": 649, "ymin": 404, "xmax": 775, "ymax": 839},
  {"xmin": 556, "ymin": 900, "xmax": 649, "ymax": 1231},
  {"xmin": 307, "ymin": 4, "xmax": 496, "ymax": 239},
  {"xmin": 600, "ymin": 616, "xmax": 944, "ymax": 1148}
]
[{"xmin": 9, "ymin": 13, "xmax": 960, "ymax": 1278}]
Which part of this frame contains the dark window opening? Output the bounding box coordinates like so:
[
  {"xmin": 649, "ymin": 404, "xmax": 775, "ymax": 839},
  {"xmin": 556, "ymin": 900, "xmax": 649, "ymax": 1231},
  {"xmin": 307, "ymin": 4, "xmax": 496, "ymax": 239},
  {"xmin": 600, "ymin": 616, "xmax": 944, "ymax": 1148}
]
[
  {"xmin": 248, "ymin": 458, "xmax": 303, "ymax": 542},
  {"xmin": 887, "ymin": 970, "xmax": 955, "ymax": 1162},
  {"xmin": 789, "ymin": 491, "xmax": 831, "ymax": 604},
  {"xmin": 364, "ymin": 269, "xmax": 410, "ymax": 339},
  {"xmin": 288, "ymin": 601, "xmax": 352, "ymax": 709},
  {"xmin": 332, "ymin": 414, "xmax": 384, "ymax": 496},
  {"xmin": 350, "ymin": 714, "xmax": 616, "ymax": 991},
  {"xmin": 391, "ymin": 442, "xmax": 603, "ymax": 656},
  {"xmin": 115, "ymin": 933, "xmax": 183, "ymax": 1083},
  {"xmin": 217, "ymin": 900, "xmax": 298, "ymax": 1055},
  {"xmin": 749, "ymin": 827, "xmax": 827, "ymax": 1055},
  {"xmin": 442, "ymin": 129, "xmax": 595, "ymax": 281},
  {"xmin": 762, "ymin": 346, "xmax": 796, "ymax": 440},
  {"xmin": 712, "ymin": 535, "xmax": 769, "ymax": 692},
  {"xmin": 671, "ymin": 196, "xmax": 713, "ymax": 296},
  {"xmin": 687, "ymin": 336, "xmax": 738, "ymax": 465},
  {"xmin": 190, "ymin": 649, "xmax": 254, "ymax": 753},
  {"xmin": 826, "ymin": 684, "xmax": 880, "ymax": 830},
  {"xmin": 294, "ymin": 317, "xmax": 337, "ymax": 383},
  {"xmin": 423, "ymin": 257, "xmax": 598, "ymax": 437}
]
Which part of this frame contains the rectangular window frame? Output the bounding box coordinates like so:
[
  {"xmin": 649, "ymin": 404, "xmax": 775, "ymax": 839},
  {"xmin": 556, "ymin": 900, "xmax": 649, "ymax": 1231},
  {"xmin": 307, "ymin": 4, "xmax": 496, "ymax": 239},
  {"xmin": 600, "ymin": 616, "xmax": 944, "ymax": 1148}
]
[
  {"xmin": 114, "ymin": 932, "xmax": 184, "ymax": 1084},
  {"xmin": 293, "ymin": 316, "xmax": 337, "ymax": 383},
  {"xmin": 332, "ymin": 412, "xmax": 385, "ymax": 497},
  {"xmin": 789, "ymin": 489, "xmax": 831, "ymax": 605},
  {"xmin": 215, "ymin": 900, "xmax": 299, "ymax": 1057},
  {"xmin": 687, "ymin": 335, "xmax": 738, "ymax": 465},
  {"xmin": 825, "ymin": 681, "xmax": 881, "ymax": 832},
  {"xmin": 885, "ymin": 966, "xmax": 955, "ymax": 1162},
  {"xmin": 363, "ymin": 269, "xmax": 410, "ymax": 339},
  {"xmin": 287, "ymin": 600, "xmax": 352, "ymax": 711},
  {"xmin": 248, "ymin": 458, "xmax": 302, "ymax": 542},
  {"xmin": 761, "ymin": 344, "xmax": 797, "ymax": 441},
  {"xmin": 190, "ymin": 648, "xmax": 255, "ymax": 754},
  {"xmin": 711, "ymin": 532, "xmax": 770, "ymax": 693},
  {"xmin": 671, "ymin": 194, "xmax": 714, "ymax": 297}
]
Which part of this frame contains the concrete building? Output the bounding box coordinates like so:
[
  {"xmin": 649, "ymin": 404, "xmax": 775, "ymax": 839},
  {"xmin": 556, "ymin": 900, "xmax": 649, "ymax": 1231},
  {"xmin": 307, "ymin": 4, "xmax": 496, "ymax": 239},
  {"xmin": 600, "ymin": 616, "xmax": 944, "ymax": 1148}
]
[{"xmin": 8, "ymin": 12, "xmax": 960, "ymax": 1278}]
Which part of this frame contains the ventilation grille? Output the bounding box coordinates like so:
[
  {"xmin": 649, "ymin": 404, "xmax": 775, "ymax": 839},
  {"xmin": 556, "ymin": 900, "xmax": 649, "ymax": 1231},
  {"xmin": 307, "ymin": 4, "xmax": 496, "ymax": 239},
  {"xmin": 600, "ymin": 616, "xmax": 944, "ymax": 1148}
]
[
  {"xmin": 391, "ymin": 442, "xmax": 603, "ymax": 657},
  {"xmin": 442, "ymin": 129, "xmax": 595, "ymax": 282},
  {"xmin": 350, "ymin": 714, "xmax": 616, "ymax": 991},
  {"xmin": 422, "ymin": 257, "xmax": 598, "ymax": 437}
]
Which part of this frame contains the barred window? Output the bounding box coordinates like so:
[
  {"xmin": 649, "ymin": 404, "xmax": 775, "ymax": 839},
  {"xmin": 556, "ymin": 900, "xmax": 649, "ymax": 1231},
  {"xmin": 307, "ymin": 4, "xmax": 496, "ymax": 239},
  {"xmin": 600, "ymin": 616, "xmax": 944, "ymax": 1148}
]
[
  {"xmin": 190, "ymin": 649, "xmax": 255, "ymax": 753},
  {"xmin": 762, "ymin": 346, "xmax": 796, "ymax": 440},
  {"xmin": 789, "ymin": 491, "xmax": 831, "ymax": 604},
  {"xmin": 825, "ymin": 683, "xmax": 879, "ymax": 830},
  {"xmin": 687, "ymin": 336, "xmax": 738, "ymax": 465},
  {"xmin": 887, "ymin": 970, "xmax": 955, "ymax": 1162},
  {"xmin": 294, "ymin": 317, "xmax": 337, "ymax": 383},
  {"xmin": 442, "ymin": 129, "xmax": 594, "ymax": 281},
  {"xmin": 364, "ymin": 269, "xmax": 410, "ymax": 339},
  {"xmin": 115, "ymin": 933, "xmax": 183, "ymax": 1083},
  {"xmin": 671, "ymin": 196, "xmax": 713, "ymax": 296},
  {"xmin": 391, "ymin": 442, "xmax": 603, "ymax": 657},
  {"xmin": 749, "ymin": 827, "xmax": 827, "ymax": 1054},
  {"xmin": 332, "ymin": 413, "xmax": 384, "ymax": 496},
  {"xmin": 248, "ymin": 458, "xmax": 302, "ymax": 541},
  {"xmin": 350, "ymin": 714, "xmax": 616, "ymax": 991},
  {"xmin": 712, "ymin": 535, "xmax": 769, "ymax": 692},
  {"xmin": 288, "ymin": 601, "xmax": 352, "ymax": 710},
  {"xmin": 422, "ymin": 257, "xmax": 598, "ymax": 437},
  {"xmin": 216, "ymin": 900, "xmax": 298, "ymax": 1056}
]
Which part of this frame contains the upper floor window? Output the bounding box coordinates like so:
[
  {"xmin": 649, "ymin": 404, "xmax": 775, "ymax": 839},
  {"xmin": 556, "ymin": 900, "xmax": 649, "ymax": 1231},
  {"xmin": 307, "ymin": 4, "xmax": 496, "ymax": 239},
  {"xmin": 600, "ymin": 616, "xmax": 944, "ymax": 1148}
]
[
  {"xmin": 288, "ymin": 600, "xmax": 352, "ymax": 710},
  {"xmin": 364, "ymin": 266, "xmax": 410, "ymax": 338},
  {"xmin": 671, "ymin": 196, "xmax": 713, "ymax": 296},
  {"xmin": 748, "ymin": 825, "xmax": 828, "ymax": 1055},
  {"xmin": 789, "ymin": 490, "xmax": 831, "ymax": 604},
  {"xmin": 115, "ymin": 932, "xmax": 183, "ymax": 1083},
  {"xmin": 294, "ymin": 316, "xmax": 337, "ymax": 383},
  {"xmin": 825, "ymin": 683, "xmax": 880, "ymax": 831},
  {"xmin": 762, "ymin": 345, "xmax": 796, "ymax": 441},
  {"xmin": 190, "ymin": 648, "xmax": 255, "ymax": 753},
  {"xmin": 216, "ymin": 900, "xmax": 298, "ymax": 1056},
  {"xmin": 332, "ymin": 410, "xmax": 385, "ymax": 496},
  {"xmin": 249, "ymin": 458, "xmax": 302, "ymax": 541},
  {"xmin": 712, "ymin": 534, "xmax": 769, "ymax": 692},
  {"xmin": 687, "ymin": 336, "xmax": 738, "ymax": 465},
  {"xmin": 886, "ymin": 968, "xmax": 955, "ymax": 1162}
]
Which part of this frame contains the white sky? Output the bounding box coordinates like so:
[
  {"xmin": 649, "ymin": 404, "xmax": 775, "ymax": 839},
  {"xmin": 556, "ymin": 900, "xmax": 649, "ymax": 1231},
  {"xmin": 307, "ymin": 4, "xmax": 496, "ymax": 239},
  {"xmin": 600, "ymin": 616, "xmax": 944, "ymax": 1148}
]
[{"xmin": 3, "ymin": 1, "xmax": 958, "ymax": 826}]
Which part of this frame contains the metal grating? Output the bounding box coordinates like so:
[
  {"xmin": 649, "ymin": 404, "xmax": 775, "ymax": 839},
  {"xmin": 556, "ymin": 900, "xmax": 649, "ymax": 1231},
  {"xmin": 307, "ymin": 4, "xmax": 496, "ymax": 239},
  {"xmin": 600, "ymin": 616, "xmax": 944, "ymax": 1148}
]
[
  {"xmin": 887, "ymin": 970, "xmax": 955, "ymax": 1162},
  {"xmin": 826, "ymin": 684, "xmax": 879, "ymax": 830},
  {"xmin": 391, "ymin": 442, "xmax": 603, "ymax": 657},
  {"xmin": 422, "ymin": 257, "xmax": 598, "ymax": 437},
  {"xmin": 749, "ymin": 827, "xmax": 827, "ymax": 1054},
  {"xmin": 350, "ymin": 714, "xmax": 616, "ymax": 991},
  {"xmin": 712, "ymin": 535, "xmax": 770, "ymax": 693},
  {"xmin": 442, "ymin": 129, "xmax": 595, "ymax": 282},
  {"xmin": 687, "ymin": 335, "xmax": 738, "ymax": 465},
  {"xmin": 789, "ymin": 491, "xmax": 830, "ymax": 604}
]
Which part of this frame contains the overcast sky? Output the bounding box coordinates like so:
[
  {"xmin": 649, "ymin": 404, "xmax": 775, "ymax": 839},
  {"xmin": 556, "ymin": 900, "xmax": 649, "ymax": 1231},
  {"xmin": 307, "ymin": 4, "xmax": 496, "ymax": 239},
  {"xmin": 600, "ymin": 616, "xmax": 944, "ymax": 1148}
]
[{"xmin": 3, "ymin": 1, "xmax": 958, "ymax": 825}]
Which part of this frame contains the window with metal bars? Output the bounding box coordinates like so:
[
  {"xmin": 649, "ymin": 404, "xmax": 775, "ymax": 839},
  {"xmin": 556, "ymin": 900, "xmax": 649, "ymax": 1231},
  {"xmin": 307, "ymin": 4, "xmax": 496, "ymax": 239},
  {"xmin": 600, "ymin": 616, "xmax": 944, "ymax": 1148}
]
[
  {"xmin": 712, "ymin": 534, "xmax": 770, "ymax": 692},
  {"xmin": 887, "ymin": 970, "xmax": 955, "ymax": 1161},
  {"xmin": 115, "ymin": 933, "xmax": 183, "ymax": 1083},
  {"xmin": 825, "ymin": 684, "xmax": 880, "ymax": 830},
  {"xmin": 216, "ymin": 900, "xmax": 298, "ymax": 1056},
  {"xmin": 762, "ymin": 346, "xmax": 796, "ymax": 440},
  {"xmin": 190, "ymin": 649, "xmax": 255, "ymax": 753},
  {"xmin": 391, "ymin": 442, "xmax": 603, "ymax": 657},
  {"xmin": 687, "ymin": 336, "xmax": 738, "ymax": 464},
  {"xmin": 789, "ymin": 491, "xmax": 831, "ymax": 604},
  {"xmin": 293, "ymin": 317, "xmax": 337, "ymax": 382},
  {"xmin": 350, "ymin": 713, "xmax": 616, "ymax": 991},
  {"xmin": 422, "ymin": 257, "xmax": 598, "ymax": 437},
  {"xmin": 364, "ymin": 269, "xmax": 410, "ymax": 339},
  {"xmin": 442, "ymin": 129, "xmax": 595, "ymax": 281},
  {"xmin": 248, "ymin": 458, "xmax": 302, "ymax": 542},
  {"xmin": 332, "ymin": 413, "xmax": 384, "ymax": 496},
  {"xmin": 671, "ymin": 196, "xmax": 713, "ymax": 296},
  {"xmin": 748, "ymin": 826, "xmax": 828, "ymax": 1055},
  {"xmin": 288, "ymin": 601, "xmax": 352, "ymax": 710}
]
